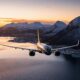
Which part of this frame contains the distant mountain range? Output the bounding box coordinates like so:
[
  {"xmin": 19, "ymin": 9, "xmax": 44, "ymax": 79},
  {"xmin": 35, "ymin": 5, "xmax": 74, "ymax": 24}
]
[
  {"xmin": 0, "ymin": 16, "xmax": 80, "ymax": 45},
  {"xmin": 44, "ymin": 16, "xmax": 80, "ymax": 45},
  {"xmin": 0, "ymin": 18, "xmax": 55, "ymax": 26},
  {"xmin": 0, "ymin": 20, "xmax": 65, "ymax": 36}
]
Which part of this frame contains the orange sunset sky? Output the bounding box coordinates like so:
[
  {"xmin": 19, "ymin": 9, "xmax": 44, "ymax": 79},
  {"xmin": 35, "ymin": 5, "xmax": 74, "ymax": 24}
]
[{"xmin": 0, "ymin": 0, "xmax": 80, "ymax": 24}]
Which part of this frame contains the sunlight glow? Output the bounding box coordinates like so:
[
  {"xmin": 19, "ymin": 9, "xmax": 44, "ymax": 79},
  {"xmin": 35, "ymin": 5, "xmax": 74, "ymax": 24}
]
[{"xmin": 0, "ymin": 0, "xmax": 79, "ymax": 22}]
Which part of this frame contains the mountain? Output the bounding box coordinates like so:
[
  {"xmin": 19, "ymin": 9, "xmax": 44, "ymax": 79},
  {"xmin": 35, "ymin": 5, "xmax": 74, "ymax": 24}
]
[
  {"xmin": 48, "ymin": 16, "xmax": 80, "ymax": 45},
  {"xmin": 44, "ymin": 21, "xmax": 67, "ymax": 37},
  {"xmin": 1, "ymin": 22, "xmax": 49, "ymax": 30},
  {"xmin": 0, "ymin": 20, "xmax": 67, "ymax": 42},
  {"xmin": 29, "ymin": 22, "xmax": 44, "ymax": 29},
  {"xmin": 0, "ymin": 16, "xmax": 80, "ymax": 44},
  {"xmin": 2, "ymin": 22, "xmax": 29, "ymax": 30},
  {"xmin": 0, "ymin": 22, "xmax": 51, "ymax": 37}
]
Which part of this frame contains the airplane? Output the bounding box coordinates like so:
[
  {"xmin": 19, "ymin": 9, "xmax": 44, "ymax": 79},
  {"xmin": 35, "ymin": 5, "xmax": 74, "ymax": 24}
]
[{"xmin": 0, "ymin": 30, "xmax": 79, "ymax": 56}]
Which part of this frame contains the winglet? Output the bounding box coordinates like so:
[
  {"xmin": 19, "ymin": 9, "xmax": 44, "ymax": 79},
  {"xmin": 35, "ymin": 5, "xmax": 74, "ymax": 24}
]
[{"xmin": 77, "ymin": 40, "xmax": 79, "ymax": 46}]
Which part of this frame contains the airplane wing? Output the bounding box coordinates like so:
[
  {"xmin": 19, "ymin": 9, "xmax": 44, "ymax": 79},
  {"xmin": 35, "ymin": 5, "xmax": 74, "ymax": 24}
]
[
  {"xmin": 52, "ymin": 40, "xmax": 79, "ymax": 51},
  {"xmin": 0, "ymin": 44, "xmax": 38, "ymax": 52}
]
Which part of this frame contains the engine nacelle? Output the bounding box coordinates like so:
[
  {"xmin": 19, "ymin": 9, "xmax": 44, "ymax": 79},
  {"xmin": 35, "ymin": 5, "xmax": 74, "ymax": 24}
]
[
  {"xmin": 55, "ymin": 51, "xmax": 61, "ymax": 56},
  {"xmin": 45, "ymin": 51, "xmax": 52, "ymax": 55},
  {"xmin": 29, "ymin": 51, "xmax": 35, "ymax": 56}
]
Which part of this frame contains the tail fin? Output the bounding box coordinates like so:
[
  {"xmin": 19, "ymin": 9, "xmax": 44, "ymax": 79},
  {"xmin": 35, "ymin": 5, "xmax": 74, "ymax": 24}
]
[{"xmin": 37, "ymin": 29, "xmax": 40, "ymax": 43}]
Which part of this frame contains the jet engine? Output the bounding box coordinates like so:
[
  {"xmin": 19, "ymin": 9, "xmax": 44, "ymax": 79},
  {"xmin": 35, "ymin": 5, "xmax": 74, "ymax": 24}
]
[
  {"xmin": 55, "ymin": 51, "xmax": 61, "ymax": 56},
  {"xmin": 29, "ymin": 51, "xmax": 35, "ymax": 56},
  {"xmin": 45, "ymin": 51, "xmax": 52, "ymax": 55}
]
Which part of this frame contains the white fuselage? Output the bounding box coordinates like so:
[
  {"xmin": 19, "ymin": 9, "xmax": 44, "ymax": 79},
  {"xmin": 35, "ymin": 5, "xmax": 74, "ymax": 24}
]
[{"xmin": 36, "ymin": 42, "xmax": 52, "ymax": 53}]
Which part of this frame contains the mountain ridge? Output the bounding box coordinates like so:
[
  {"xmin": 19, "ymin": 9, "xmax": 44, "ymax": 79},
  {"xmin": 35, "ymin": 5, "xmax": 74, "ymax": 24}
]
[
  {"xmin": 47, "ymin": 16, "xmax": 80, "ymax": 45},
  {"xmin": 0, "ymin": 16, "xmax": 80, "ymax": 45}
]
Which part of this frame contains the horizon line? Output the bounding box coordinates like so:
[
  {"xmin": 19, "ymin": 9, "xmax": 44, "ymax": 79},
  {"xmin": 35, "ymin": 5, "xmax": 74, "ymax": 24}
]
[{"xmin": 0, "ymin": 17, "xmax": 70, "ymax": 23}]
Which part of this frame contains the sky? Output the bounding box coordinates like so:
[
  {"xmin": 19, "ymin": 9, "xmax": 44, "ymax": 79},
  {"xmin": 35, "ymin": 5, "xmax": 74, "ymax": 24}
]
[{"xmin": 0, "ymin": 0, "xmax": 80, "ymax": 22}]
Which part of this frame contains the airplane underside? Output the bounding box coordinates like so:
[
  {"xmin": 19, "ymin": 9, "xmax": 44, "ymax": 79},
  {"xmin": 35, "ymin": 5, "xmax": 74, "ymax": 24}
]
[{"xmin": 29, "ymin": 50, "xmax": 61, "ymax": 56}]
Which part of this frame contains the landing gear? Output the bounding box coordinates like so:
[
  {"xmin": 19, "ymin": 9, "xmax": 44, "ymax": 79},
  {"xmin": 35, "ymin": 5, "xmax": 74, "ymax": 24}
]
[
  {"xmin": 29, "ymin": 51, "xmax": 35, "ymax": 56},
  {"xmin": 45, "ymin": 52, "xmax": 52, "ymax": 55},
  {"xmin": 55, "ymin": 51, "xmax": 61, "ymax": 56}
]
